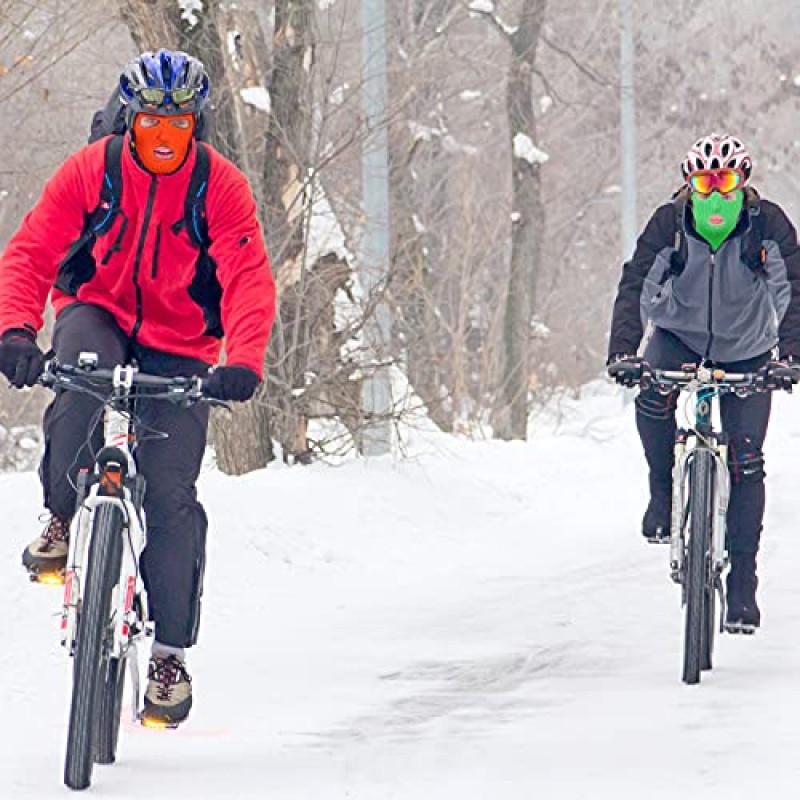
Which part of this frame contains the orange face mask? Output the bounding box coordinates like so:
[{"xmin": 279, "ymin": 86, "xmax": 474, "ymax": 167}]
[{"xmin": 132, "ymin": 112, "xmax": 196, "ymax": 175}]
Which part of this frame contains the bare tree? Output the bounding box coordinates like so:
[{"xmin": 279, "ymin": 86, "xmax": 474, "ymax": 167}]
[{"xmin": 470, "ymin": 1, "xmax": 547, "ymax": 440}]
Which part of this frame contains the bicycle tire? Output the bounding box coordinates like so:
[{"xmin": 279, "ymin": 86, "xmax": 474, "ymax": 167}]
[
  {"xmin": 702, "ymin": 574, "xmax": 716, "ymax": 672},
  {"xmin": 64, "ymin": 503, "xmax": 124, "ymax": 790},
  {"xmin": 683, "ymin": 449, "xmax": 714, "ymax": 685},
  {"xmin": 94, "ymin": 655, "xmax": 126, "ymax": 765}
]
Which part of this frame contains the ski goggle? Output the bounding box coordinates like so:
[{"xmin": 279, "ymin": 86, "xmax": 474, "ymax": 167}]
[
  {"xmin": 687, "ymin": 168, "xmax": 745, "ymax": 196},
  {"xmin": 136, "ymin": 87, "xmax": 198, "ymax": 109}
]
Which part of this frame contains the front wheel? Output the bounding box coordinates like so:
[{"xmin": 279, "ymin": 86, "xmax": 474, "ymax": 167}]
[
  {"xmin": 94, "ymin": 655, "xmax": 126, "ymax": 765},
  {"xmin": 701, "ymin": 578, "xmax": 716, "ymax": 672},
  {"xmin": 683, "ymin": 450, "xmax": 714, "ymax": 685},
  {"xmin": 64, "ymin": 504, "xmax": 124, "ymax": 790}
]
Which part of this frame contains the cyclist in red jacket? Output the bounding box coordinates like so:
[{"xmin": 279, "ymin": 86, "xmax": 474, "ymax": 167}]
[{"xmin": 0, "ymin": 50, "xmax": 276, "ymax": 725}]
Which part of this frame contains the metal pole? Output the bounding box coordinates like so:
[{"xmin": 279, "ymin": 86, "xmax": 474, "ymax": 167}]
[
  {"xmin": 361, "ymin": 0, "xmax": 392, "ymax": 456},
  {"xmin": 620, "ymin": 0, "xmax": 637, "ymax": 262}
]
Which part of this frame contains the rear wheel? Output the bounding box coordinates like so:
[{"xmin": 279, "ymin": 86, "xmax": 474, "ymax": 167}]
[
  {"xmin": 683, "ymin": 450, "xmax": 714, "ymax": 685},
  {"xmin": 64, "ymin": 504, "xmax": 124, "ymax": 790}
]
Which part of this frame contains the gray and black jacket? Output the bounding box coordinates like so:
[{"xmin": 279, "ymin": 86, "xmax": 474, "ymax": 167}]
[{"xmin": 608, "ymin": 188, "xmax": 800, "ymax": 362}]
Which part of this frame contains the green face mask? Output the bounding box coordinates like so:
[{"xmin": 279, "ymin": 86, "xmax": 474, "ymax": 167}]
[{"xmin": 691, "ymin": 189, "xmax": 744, "ymax": 250}]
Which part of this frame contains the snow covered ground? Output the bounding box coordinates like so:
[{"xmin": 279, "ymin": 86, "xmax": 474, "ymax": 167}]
[{"xmin": 4, "ymin": 381, "xmax": 800, "ymax": 798}]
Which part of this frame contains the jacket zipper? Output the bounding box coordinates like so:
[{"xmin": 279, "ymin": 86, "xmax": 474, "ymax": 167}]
[
  {"xmin": 131, "ymin": 177, "xmax": 158, "ymax": 343},
  {"xmin": 151, "ymin": 224, "xmax": 161, "ymax": 279},
  {"xmin": 704, "ymin": 250, "xmax": 715, "ymax": 359}
]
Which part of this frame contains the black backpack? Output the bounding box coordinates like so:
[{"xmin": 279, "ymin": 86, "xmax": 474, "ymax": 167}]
[{"xmin": 54, "ymin": 93, "xmax": 223, "ymax": 337}]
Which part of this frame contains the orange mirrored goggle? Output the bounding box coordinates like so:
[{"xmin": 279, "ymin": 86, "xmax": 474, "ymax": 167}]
[{"xmin": 687, "ymin": 168, "xmax": 745, "ymax": 196}]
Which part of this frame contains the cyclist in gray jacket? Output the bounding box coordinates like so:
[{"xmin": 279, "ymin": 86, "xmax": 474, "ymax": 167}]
[{"xmin": 606, "ymin": 133, "xmax": 800, "ymax": 632}]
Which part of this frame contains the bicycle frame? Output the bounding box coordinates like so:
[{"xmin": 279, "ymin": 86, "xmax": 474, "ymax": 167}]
[{"xmin": 59, "ymin": 363, "xmax": 150, "ymax": 718}]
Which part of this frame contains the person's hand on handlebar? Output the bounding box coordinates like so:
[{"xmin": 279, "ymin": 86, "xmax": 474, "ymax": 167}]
[
  {"xmin": 760, "ymin": 355, "xmax": 800, "ymax": 392},
  {"xmin": 0, "ymin": 328, "xmax": 45, "ymax": 388},
  {"xmin": 607, "ymin": 354, "xmax": 650, "ymax": 389},
  {"xmin": 204, "ymin": 365, "xmax": 260, "ymax": 402}
]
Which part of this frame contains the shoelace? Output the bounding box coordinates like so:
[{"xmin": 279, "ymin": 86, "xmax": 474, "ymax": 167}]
[
  {"xmin": 149, "ymin": 656, "xmax": 191, "ymax": 702},
  {"xmin": 40, "ymin": 515, "xmax": 70, "ymax": 552}
]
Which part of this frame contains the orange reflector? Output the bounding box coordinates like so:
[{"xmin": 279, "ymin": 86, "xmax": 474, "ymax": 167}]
[
  {"xmin": 140, "ymin": 717, "xmax": 172, "ymax": 730},
  {"xmin": 36, "ymin": 572, "xmax": 65, "ymax": 586}
]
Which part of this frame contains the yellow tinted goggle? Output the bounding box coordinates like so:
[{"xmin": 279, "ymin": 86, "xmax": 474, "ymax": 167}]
[{"xmin": 137, "ymin": 87, "xmax": 197, "ymax": 108}]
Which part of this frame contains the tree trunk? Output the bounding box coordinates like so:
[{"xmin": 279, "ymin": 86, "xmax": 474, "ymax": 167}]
[
  {"xmin": 388, "ymin": 0, "xmax": 454, "ymax": 431},
  {"xmin": 259, "ymin": 0, "xmax": 318, "ymax": 464},
  {"xmin": 494, "ymin": 0, "xmax": 547, "ymax": 440}
]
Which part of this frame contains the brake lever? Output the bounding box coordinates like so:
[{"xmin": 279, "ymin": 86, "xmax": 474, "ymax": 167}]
[
  {"xmin": 178, "ymin": 378, "xmax": 232, "ymax": 411},
  {"xmin": 206, "ymin": 398, "xmax": 232, "ymax": 411}
]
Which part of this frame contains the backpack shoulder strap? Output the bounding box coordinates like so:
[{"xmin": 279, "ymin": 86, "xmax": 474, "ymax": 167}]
[
  {"xmin": 183, "ymin": 142, "xmax": 211, "ymax": 248},
  {"xmin": 741, "ymin": 186, "xmax": 766, "ymax": 273},
  {"xmin": 88, "ymin": 135, "xmax": 124, "ymax": 235},
  {"xmin": 669, "ymin": 188, "xmax": 690, "ymax": 278}
]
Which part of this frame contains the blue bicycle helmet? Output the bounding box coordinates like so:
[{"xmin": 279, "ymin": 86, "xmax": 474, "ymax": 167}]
[{"xmin": 119, "ymin": 49, "xmax": 210, "ymax": 118}]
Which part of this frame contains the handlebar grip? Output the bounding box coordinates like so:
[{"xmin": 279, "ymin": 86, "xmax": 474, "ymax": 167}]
[{"xmin": 769, "ymin": 366, "xmax": 799, "ymax": 381}]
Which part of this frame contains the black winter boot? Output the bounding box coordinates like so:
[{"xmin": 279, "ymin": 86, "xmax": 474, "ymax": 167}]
[
  {"xmin": 642, "ymin": 490, "xmax": 671, "ymax": 543},
  {"xmin": 725, "ymin": 554, "xmax": 760, "ymax": 634}
]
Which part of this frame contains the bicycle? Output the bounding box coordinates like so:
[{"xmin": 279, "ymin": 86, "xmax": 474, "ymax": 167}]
[
  {"xmin": 635, "ymin": 361, "xmax": 796, "ymax": 685},
  {"xmin": 37, "ymin": 353, "xmax": 219, "ymax": 791}
]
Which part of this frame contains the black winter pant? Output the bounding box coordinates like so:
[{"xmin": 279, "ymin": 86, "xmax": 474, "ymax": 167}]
[
  {"xmin": 636, "ymin": 328, "xmax": 772, "ymax": 557},
  {"xmin": 41, "ymin": 303, "xmax": 210, "ymax": 647}
]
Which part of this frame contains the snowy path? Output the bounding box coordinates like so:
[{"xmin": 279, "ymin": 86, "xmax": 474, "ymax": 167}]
[{"xmin": 3, "ymin": 384, "xmax": 800, "ymax": 797}]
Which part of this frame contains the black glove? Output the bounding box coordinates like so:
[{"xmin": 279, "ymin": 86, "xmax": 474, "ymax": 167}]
[
  {"xmin": 205, "ymin": 365, "xmax": 259, "ymax": 402},
  {"xmin": 762, "ymin": 356, "xmax": 799, "ymax": 392},
  {"xmin": 607, "ymin": 354, "xmax": 647, "ymax": 388},
  {"xmin": 0, "ymin": 328, "xmax": 45, "ymax": 388}
]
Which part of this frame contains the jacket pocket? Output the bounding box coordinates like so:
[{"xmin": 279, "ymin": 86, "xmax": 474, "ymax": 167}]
[
  {"xmin": 640, "ymin": 250, "xmax": 673, "ymax": 317},
  {"xmin": 100, "ymin": 214, "xmax": 129, "ymax": 265}
]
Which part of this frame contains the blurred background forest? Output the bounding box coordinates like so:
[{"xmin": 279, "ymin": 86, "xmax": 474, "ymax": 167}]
[{"xmin": 1, "ymin": 0, "xmax": 799, "ymax": 472}]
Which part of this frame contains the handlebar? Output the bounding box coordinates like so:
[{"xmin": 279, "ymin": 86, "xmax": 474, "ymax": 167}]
[
  {"xmin": 38, "ymin": 359, "xmax": 226, "ymax": 407},
  {"xmin": 612, "ymin": 360, "xmax": 799, "ymax": 398}
]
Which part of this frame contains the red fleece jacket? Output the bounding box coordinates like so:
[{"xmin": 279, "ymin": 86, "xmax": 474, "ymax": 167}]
[{"xmin": 0, "ymin": 135, "xmax": 275, "ymax": 376}]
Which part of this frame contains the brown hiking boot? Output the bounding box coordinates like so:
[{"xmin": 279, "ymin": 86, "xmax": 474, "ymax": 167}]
[
  {"xmin": 22, "ymin": 513, "xmax": 71, "ymax": 582},
  {"xmin": 142, "ymin": 654, "xmax": 193, "ymax": 727}
]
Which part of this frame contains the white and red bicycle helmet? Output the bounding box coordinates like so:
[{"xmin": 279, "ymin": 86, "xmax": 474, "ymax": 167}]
[{"xmin": 681, "ymin": 133, "xmax": 752, "ymax": 181}]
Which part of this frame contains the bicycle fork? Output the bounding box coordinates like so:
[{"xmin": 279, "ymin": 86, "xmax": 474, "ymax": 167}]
[
  {"xmin": 59, "ymin": 467, "xmax": 150, "ymax": 720},
  {"xmin": 669, "ymin": 431, "xmax": 731, "ymax": 611}
]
